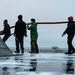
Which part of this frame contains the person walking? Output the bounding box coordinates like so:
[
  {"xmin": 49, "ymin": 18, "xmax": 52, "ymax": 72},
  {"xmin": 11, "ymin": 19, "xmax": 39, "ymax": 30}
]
[
  {"xmin": 0, "ymin": 20, "xmax": 11, "ymax": 42},
  {"xmin": 14, "ymin": 15, "xmax": 27, "ymax": 54},
  {"xmin": 62, "ymin": 16, "xmax": 75, "ymax": 54},
  {"xmin": 27, "ymin": 18, "xmax": 39, "ymax": 53}
]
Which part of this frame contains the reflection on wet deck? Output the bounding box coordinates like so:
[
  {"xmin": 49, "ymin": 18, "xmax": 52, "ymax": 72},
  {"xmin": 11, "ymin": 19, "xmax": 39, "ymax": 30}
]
[{"xmin": 0, "ymin": 52, "xmax": 75, "ymax": 75}]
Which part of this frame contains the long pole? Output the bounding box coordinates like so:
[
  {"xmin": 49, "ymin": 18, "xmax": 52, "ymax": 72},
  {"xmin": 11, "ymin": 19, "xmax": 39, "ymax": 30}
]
[
  {"xmin": 36, "ymin": 21, "xmax": 68, "ymax": 24},
  {"xmin": 0, "ymin": 21, "xmax": 74, "ymax": 33}
]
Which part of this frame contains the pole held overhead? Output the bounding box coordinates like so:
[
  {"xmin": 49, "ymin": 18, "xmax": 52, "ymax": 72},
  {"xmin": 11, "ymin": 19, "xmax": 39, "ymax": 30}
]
[{"xmin": 0, "ymin": 21, "xmax": 75, "ymax": 33}]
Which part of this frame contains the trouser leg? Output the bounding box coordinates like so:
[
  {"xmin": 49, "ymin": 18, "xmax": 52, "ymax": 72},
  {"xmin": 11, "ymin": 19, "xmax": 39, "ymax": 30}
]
[
  {"xmin": 3, "ymin": 35, "xmax": 10, "ymax": 42},
  {"xmin": 19, "ymin": 36, "xmax": 24, "ymax": 53},
  {"xmin": 31, "ymin": 41, "xmax": 39, "ymax": 53},
  {"xmin": 15, "ymin": 37, "xmax": 20, "ymax": 52},
  {"xmin": 35, "ymin": 41, "xmax": 39, "ymax": 53},
  {"xmin": 67, "ymin": 35, "xmax": 74, "ymax": 52},
  {"xmin": 31, "ymin": 41, "xmax": 35, "ymax": 53}
]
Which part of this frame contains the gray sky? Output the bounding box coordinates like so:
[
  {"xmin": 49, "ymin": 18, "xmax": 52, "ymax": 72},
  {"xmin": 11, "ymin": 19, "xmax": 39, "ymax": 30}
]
[{"xmin": 0, "ymin": 0, "xmax": 75, "ymax": 48}]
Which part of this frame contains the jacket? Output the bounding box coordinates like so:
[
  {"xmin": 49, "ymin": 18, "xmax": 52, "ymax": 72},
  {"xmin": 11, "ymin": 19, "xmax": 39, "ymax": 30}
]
[
  {"xmin": 27, "ymin": 23, "xmax": 38, "ymax": 41},
  {"xmin": 2, "ymin": 24, "xmax": 11, "ymax": 36},
  {"xmin": 63, "ymin": 21, "xmax": 75, "ymax": 35},
  {"xmin": 14, "ymin": 20, "xmax": 27, "ymax": 36}
]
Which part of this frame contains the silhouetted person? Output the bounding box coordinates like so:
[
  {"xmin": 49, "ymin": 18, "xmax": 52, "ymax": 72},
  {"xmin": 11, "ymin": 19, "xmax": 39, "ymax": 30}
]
[
  {"xmin": 27, "ymin": 18, "xmax": 39, "ymax": 53},
  {"xmin": 0, "ymin": 20, "xmax": 11, "ymax": 42},
  {"xmin": 62, "ymin": 16, "xmax": 75, "ymax": 54},
  {"xmin": 14, "ymin": 15, "xmax": 27, "ymax": 54}
]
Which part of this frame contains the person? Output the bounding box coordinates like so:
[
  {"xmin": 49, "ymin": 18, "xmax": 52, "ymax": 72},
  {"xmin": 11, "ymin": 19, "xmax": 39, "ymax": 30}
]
[
  {"xmin": 0, "ymin": 20, "xmax": 11, "ymax": 42},
  {"xmin": 62, "ymin": 16, "xmax": 75, "ymax": 54},
  {"xmin": 14, "ymin": 15, "xmax": 27, "ymax": 54},
  {"xmin": 27, "ymin": 18, "xmax": 39, "ymax": 53}
]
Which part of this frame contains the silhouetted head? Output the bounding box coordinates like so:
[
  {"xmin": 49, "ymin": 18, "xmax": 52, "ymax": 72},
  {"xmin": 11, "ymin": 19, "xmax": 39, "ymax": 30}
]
[
  {"xmin": 68, "ymin": 16, "xmax": 74, "ymax": 22},
  {"xmin": 18, "ymin": 15, "xmax": 22, "ymax": 20},
  {"xmin": 31, "ymin": 18, "xmax": 36, "ymax": 24},
  {"xmin": 3, "ymin": 19, "xmax": 8, "ymax": 25}
]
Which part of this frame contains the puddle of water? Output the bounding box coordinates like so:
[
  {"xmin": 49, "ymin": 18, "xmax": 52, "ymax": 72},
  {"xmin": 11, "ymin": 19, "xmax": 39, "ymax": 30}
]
[{"xmin": 0, "ymin": 53, "xmax": 75, "ymax": 75}]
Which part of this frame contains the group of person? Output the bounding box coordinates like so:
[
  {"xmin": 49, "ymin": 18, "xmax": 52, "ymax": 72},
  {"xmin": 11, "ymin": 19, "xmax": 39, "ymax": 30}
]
[
  {"xmin": 0, "ymin": 15, "xmax": 75, "ymax": 54},
  {"xmin": 0, "ymin": 15, "xmax": 39, "ymax": 54}
]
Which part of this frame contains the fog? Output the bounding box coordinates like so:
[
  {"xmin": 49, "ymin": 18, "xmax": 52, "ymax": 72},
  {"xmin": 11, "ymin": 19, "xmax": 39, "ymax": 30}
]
[{"xmin": 0, "ymin": 0, "xmax": 75, "ymax": 49}]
